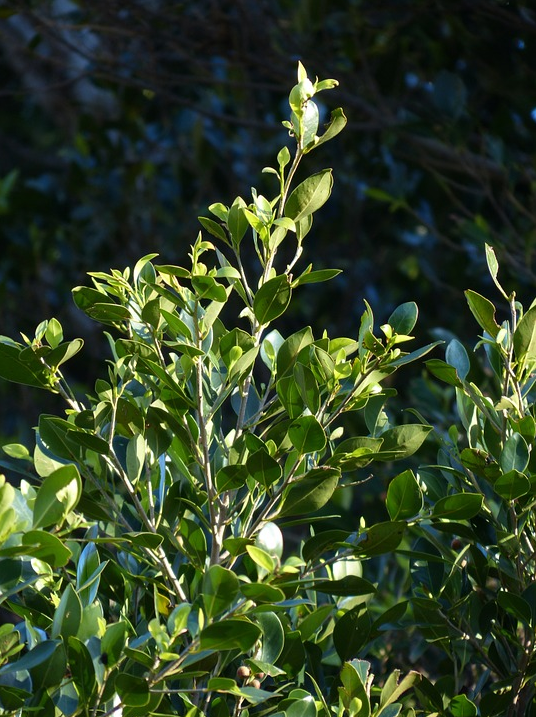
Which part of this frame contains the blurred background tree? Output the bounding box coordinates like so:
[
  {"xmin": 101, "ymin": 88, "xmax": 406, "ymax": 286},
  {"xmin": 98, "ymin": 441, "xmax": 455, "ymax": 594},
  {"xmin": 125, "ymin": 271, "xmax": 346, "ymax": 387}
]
[{"xmin": 1, "ymin": 0, "xmax": 536, "ymax": 441}]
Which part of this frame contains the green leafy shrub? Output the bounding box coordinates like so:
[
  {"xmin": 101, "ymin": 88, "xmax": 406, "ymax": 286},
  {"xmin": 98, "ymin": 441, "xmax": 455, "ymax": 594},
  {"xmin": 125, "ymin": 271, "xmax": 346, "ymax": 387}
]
[
  {"xmin": 404, "ymin": 249, "xmax": 536, "ymax": 716},
  {"xmin": 2, "ymin": 62, "xmax": 536, "ymax": 717},
  {"xmin": 0, "ymin": 63, "xmax": 438, "ymax": 717}
]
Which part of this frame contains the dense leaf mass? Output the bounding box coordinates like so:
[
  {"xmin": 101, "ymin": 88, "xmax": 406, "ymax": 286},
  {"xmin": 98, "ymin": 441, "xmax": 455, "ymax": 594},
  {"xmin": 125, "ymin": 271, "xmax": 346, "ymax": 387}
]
[
  {"xmin": 1, "ymin": 0, "xmax": 536, "ymax": 435},
  {"xmin": 2, "ymin": 7, "xmax": 536, "ymax": 716}
]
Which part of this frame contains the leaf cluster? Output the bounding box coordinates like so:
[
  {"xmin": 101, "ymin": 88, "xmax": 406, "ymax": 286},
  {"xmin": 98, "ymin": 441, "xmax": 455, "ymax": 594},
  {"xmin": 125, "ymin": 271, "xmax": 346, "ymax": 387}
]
[{"xmin": 1, "ymin": 63, "xmax": 536, "ymax": 717}]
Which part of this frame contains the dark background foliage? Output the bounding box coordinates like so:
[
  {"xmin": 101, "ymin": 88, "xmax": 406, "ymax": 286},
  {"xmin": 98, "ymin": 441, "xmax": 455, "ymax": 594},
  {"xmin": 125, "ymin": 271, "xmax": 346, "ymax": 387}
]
[{"xmin": 1, "ymin": 0, "xmax": 536, "ymax": 439}]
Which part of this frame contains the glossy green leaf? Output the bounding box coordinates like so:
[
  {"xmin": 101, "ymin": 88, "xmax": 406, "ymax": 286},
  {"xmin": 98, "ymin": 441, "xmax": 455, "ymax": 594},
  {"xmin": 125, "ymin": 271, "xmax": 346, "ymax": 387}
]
[
  {"xmin": 222, "ymin": 536, "xmax": 251, "ymax": 557},
  {"xmin": 33, "ymin": 464, "xmax": 81, "ymax": 529},
  {"xmin": 160, "ymin": 310, "xmax": 192, "ymax": 340},
  {"xmin": 276, "ymin": 629, "xmax": 306, "ymax": 677},
  {"xmin": 308, "ymin": 107, "xmax": 347, "ymax": 150},
  {"xmin": 18, "ymin": 530, "xmax": 72, "ymax": 566},
  {"xmin": 38, "ymin": 415, "xmax": 81, "ymax": 461},
  {"xmin": 240, "ymin": 582, "xmax": 286, "ymax": 604},
  {"xmin": 278, "ymin": 467, "xmax": 340, "ymax": 517},
  {"xmin": 51, "ymin": 584, "xmax": 82, "ymax": 640},
  {"xmin": 302, "ymin": 529, "xmax": 350, "ymax": 564},
  {"xmin": 123, "ymin": 531, "xmax": 164, "ymax": 550},
  {"xmin": 287, "ymin": 696, "xmax": 317, "ymax": 717},
  {"xmin": 246, "ymin": 660, "xmax": 285, "ymax": 681},
  {"xmin": 198, "ymin": 216, "xmax": 229, "ymax": 244},
  {"xmin": 76, "ymin": 542, "xmax": 103, "ymax": 606},
  {"xmin": 460, "ymin": 447, "xmax": 497, "ymax": 479},
  {"xmin": 0, "ymin": 639, "xmax": 60, "ymax": 675},
  {"xmin": 375, "ymin": 705, "xmax": 402, "ymax": 717},
  {"xmin": 497, "ymin": 591, "xmax": 532, "ymax": 625},
  {"xmin": 254, "ymin": 275, "xmax": 292, "ymax": 324},
  {"xmin": 375, "ymin": 424, "xmax": 432, "ymax": 461},
  {"xmin": 2, "ymin": 443, "xmax": 31, "ymax": 460},
  {"xmin": 386, "ymin": 469, "xmax": 423, "ymax": 520},
  {"xmin": 425, "ymin": 358, "xmax": 463, "ymax": 387},
  {"xmin": 372, "ymin": 602, "xmax": 409, "ymax": 635},
  {"xmin": 311, "ymin": 575, "xmax": 376, "ymax": 596},
  {"xmin": 199, "ymin": 619, "xmax": 261, "ymax": 652},
  {"xmin": 464, "ymin": 290, "xmax": 500, "ymax": 338},
  {"xmin": 378, "ymin": 668, "xmax": 420, "ymax": 711},
  {"xmin": 450, "ymin": 694, "xmax": 477, "ymax": 717},
  {"xmin": 72, "ymin": 287, "xmax": 130, "ymax": 324},
  {"xmin": 220, "ymin": 327, "xmax": 255, "ymax": 363},
  {"xmin": 485, "ymin": 243, "xmax": 509, "ymax": 298},
  {"xmin": 227, "ymin": 198, "xmax": 249, "ymax": 247},
  {"xmin": 0, "ymin": 478, "xmax": 15, "ymax": 531},
  {"xmin": 133, "ymin": 253, "xmax": 158, "ymax": 283},
  {"xmin": 338, "ymin": 660, "xmax": 370, "ymax": 717},
  {"xmin": 207, "ymin": 677, "xmax": 238, "ymax": 693},
  {"xmin": 284, "ymin": 169, "xmax": 333, "ymax": 222},
  {"xmin": 0, "ymin": 340, "xmax": 51, "ymax": 389},
  {"xmin": 203, "ymin": 565, "xmax": 239, "ymax": 620},
  {"xmin": 354, "ymin": 521, "xmax": 406, "ymax": 556},
  {"xmin": 0, "ymin": 684, "xmax": 32, "ymax": 714},
  {"xmin": 165, "ymin": 604, "xmax": 190, "ymax": 641},
  {"xmin": 432, "ymin": 493, "xmax": 483, "ymax": 520},
  {"xmin": 126, "ymin": 433, "xmax": 145, "ymax": 483},
  {"xmin": 243, "ymin": 207, "xmax": 266, "ymax": 233},
  {"xmin": 155, "ymin": 263, "xmax": 191, "ymax": 279},
  {"xmin": 500, "ymin": 433, "xmax": 529, "ymax": 473},
  {"xmin": 101, "ymin": 621, "xmax": 127, "ymax": 667},
  {"xmin": 514, "ymin": 305, "xmax": 536, "ymax": 367},
  {"xmin": 388, "ymin": 302, "xmax": 418, "ymax": 335},
  {"xmin": 277, "ymin": 145, "xmax": 291, "ymax": 170},
  {"xmin": 68, "ymin": 637, "xmax": 96, "ymax": 704},
  {"xmin": 255, "ymin": 611, "xmax": 285, "ymax": 664},
  {"xmin": 277, "ymin": 373, "xmax": 305, "ymax": 419},
  {"xmin": 391, "ymin": 340, "xmax": 443, "ymax": 368},
  {"xmin": 76, "ymin": 602, "xmax": 104, "ymax": 644},
  {"xmin": 115, "ymin": 673, "xmax": 150, "ymax": 707},
  {"xmin": 276, "ymin": 327, "xmax": 314, "ymax": 377},
  {"xmin": 293, "ymin": 363, "xmax": 320, "ymax": 413},
  {"xmin": 445, "ymin": 339, "xmax": 470, "ymax": 381},
  {"xmin": 293, "ymin": 268, "xmax": 342, "ymax": 286},
  {"xmin": 178, "ymin": 517, "xmax": 207, "ymax": 567},
  {"xmin": 246, "ymin": 545, "xmax": 276, "ymax": 575},
  {"xmin": 46, "ymin": 338, "xmax": 84, "ymax": 369},
  {"xmin": 140, "ymin": 297, "xmax": 161, "ymax": 328},
  {"xmin": 493, "ymin": 470, "xmax": 530, "ymax": 500},
  {"xmin": 207, "ymin": 202, "xmax": 228, "ymax": 222},
  {"xmin": 329, "ymin": 436, "xmax": 383, "ymax": 470},
  {"xmin": 247, "ymin": 449, "xmax": 282, "ymax": 488},
  {"xmin": 215, "ymin": 464, "xmax": 248, "ymax": 493},
  {"xmin": 191, "ymin": 275, "xmax": 227, "ymax": 302},
  {"xmin": 333, "ymin": 608, "xmax": 371, "ymax": 661},
  {"xmin": 67, "ymin": 426, "xmax": 109, "ymax": 455},
  {"xmin": 234, "ymin": 684, "xmax": 275, "ymax": 706},
  {"xmin": 288, "ymin": 415, "xmax": 326, "ymax": 453},
  {"xmin": 300, "ymin": 96, "xmax": 319, "ymax": 147}
]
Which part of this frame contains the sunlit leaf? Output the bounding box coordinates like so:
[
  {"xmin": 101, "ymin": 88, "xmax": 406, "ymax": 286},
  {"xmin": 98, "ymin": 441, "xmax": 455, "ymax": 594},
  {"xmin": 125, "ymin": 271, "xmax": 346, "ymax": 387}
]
[
  {"xmin": 278, "ymin": 467, "xmax": 340, "ymax": 517},
  {"xmin": 432, "ymin": 493, "xmax": 482, "ymax": 520},
  {"xmin": 200, "ymin": 619, "xmax": 261, "ymax": 651},
  {"xmin": 386, "ymin": 469, "xmax": 423, "ymax": 520},
  {"xmin": 254, "ymin": 275, "xmax": 292, "ymax": 324},
  {"xmin": 284, "ymin": 169, "xmax": 333, "ymax": 222},
  {"xmin": 33, "ymin": 464, "xmax": 81, "ymax": 530},
  {"xmin": 203, "ymin": 565, "xmax": 239, "ymax": 620}
]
